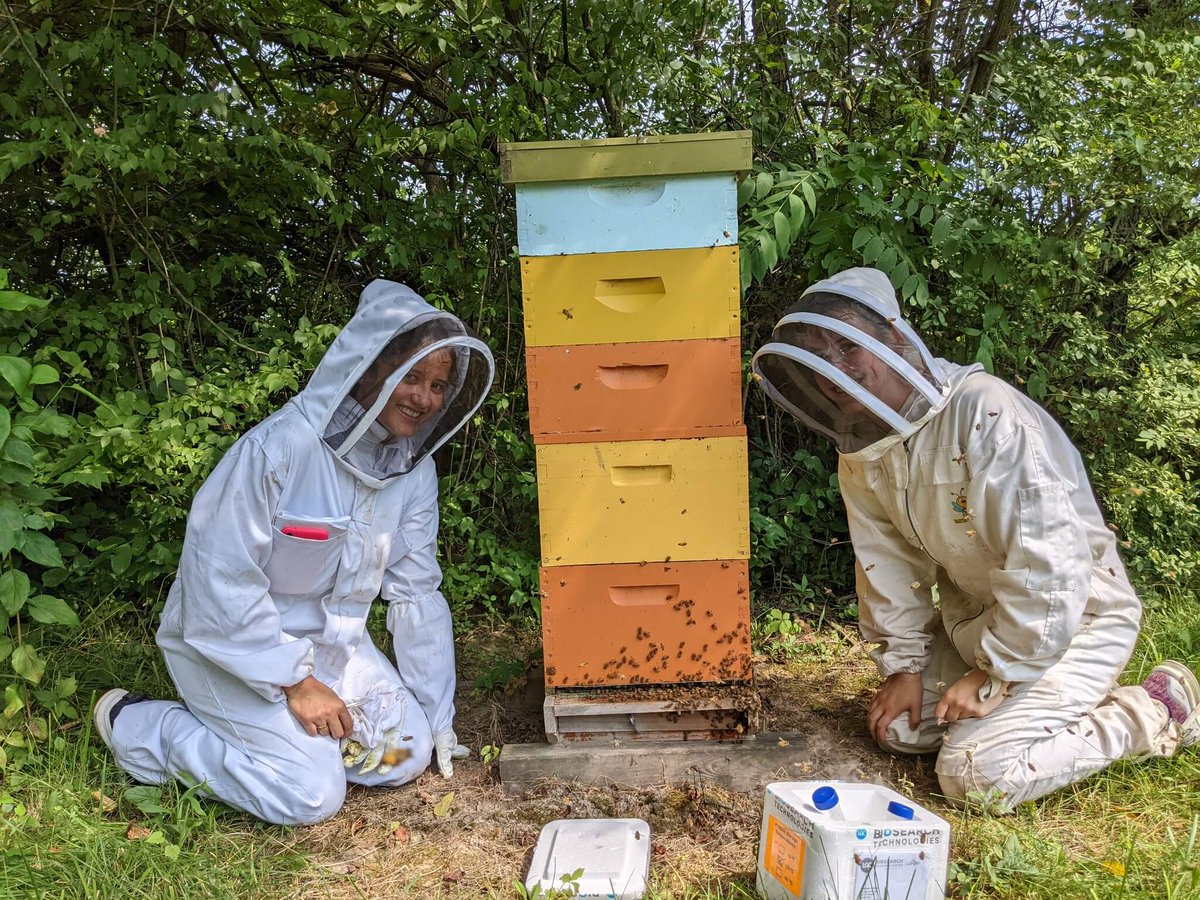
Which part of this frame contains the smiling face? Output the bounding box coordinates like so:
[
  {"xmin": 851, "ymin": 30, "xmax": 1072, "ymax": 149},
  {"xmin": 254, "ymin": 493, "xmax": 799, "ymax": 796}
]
[
  {"xmin": 371, "ymin": 349, "xmax": 453, "ymax": 437},
  {"xmin": 798, "ymin": 326, "xmax": 913, "ymax": 414}
]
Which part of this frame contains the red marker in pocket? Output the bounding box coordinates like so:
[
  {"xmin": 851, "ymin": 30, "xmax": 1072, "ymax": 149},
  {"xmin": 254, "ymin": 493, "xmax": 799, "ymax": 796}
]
[{"xmin": 282, "ymin": 525, "xmax": 330, "ymax": 541}]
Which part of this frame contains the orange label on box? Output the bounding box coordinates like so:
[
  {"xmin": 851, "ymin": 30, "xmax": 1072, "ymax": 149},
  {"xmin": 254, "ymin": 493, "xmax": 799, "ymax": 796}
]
[{"xmin": 765, "ymin": 815, "xmax": 805, "ymax": 895}]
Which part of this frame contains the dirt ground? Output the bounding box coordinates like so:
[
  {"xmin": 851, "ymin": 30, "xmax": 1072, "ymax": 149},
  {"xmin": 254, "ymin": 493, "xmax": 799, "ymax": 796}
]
[{"xmin": 284, "ymin": 626, "xmax": 942, "ymax": 899}]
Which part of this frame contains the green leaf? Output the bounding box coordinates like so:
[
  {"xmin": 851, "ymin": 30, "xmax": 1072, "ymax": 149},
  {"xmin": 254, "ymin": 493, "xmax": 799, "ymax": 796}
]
[
  {"xmin": 124, "ymin": 786, "xmax": 169, "ymax": 815},
  {"xmin": 773, "ymin": 210, "xmax": 790, "ymax": 251},
  {"xmin": 0, "ymin": 407, "xmax": 9, "ymax": 449},
  {"xmin": 15, "ymin": 531, "xmax": 64, "ymax": 568},
  {"xmin": 0, "ymin": 501, "xmax": 24, "ymax": 554},
  {"xmin": 0, "ymin": 290, "xmax": 50, "ymax": 312},
  {"xmin": 26, "ymin": 594, "xmax": 79, "ymax": 626},
  {"xmin": 0, "ymin": 569, "xmax": 30, "ymax": 615},
  {"xmin": 3, "ymin": 684, "xmax": 23, "ymax": 719},
  {"xmin": 1, "ymin": 439, "xmax": 34, "ymax": 469},
  {"xmin": 852, "ymin": 227, "xmax": 873, "ymax": 251},
  {"xmin": 786, "ymin": 194, "xmax": 806, "ymax": 230},
  {"xmin": 12, "ymin": 643, "xmax": 44, "ymax": 683},
  {"xmin": 111, "ymin": 544, "xmax": 133, "ymax": 575},
  {"xmin": 863, "ymin": 235, "xmax": 884, "ymax": 264},
  {"xmin": 0, "ymin": 357, "xmax": 32, "ymax": 394},
  {"xmin": 931, "ymin": 214, "xmax": 952, "ymax": 246},
  {"xmin": 757, "ymin": 231, "xmax": 778, "ymax": 270},
  {"xmin": 800, "ymin": 180, "xmax": 817, "ymax": 214},
  {"xmin": 754, "ymin": 171, "xmax": 773, "ymax": 201},
  {"xmin": 28, "ymin": 365, "xmax": 58, "ymax": 386}
]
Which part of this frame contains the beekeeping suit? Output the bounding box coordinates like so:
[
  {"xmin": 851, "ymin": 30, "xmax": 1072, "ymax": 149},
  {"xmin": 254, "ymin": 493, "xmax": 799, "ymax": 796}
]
[
  {"xmin": 752, "ymin": 267, "xmax": 1180, "ymax": 809},
  {"xmin": 106, "ymin": 280, "xmax": 494, "ymax": 825}
]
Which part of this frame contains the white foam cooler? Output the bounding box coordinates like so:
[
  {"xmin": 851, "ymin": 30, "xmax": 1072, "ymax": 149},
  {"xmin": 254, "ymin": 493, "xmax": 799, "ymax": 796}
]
[
  {"xmin": 756, "ymin": 781, "xmax": 950, "ymax": 900},
  {"xmin": 525, "ymin": 818, "xmax": 651, "ymax": 899}
]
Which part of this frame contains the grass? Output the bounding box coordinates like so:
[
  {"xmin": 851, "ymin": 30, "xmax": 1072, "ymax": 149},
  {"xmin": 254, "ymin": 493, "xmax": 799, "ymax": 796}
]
[{"xmin": 2, "ymin": 589, "xmax": 1199, "ymax": 898}]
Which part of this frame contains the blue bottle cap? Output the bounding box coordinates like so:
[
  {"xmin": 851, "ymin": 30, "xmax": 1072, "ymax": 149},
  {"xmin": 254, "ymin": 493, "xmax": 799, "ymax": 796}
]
[
  {"xmin": 812, "ymin": 786, "xmax": 839, "ymax": 811},
  {"xmin": 887, "ymin": 800, "xmax": 915, "ymax": 820}
]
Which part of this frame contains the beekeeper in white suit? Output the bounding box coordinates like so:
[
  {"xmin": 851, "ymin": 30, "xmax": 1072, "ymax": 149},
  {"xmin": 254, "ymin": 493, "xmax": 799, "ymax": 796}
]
[
  {"xmin": 94, "ymin": 280, "xmax": 494, "ymax": 825},
  {"xmin": 752, "ymin": 266, "xmax": 1198, "ymax": 809}
]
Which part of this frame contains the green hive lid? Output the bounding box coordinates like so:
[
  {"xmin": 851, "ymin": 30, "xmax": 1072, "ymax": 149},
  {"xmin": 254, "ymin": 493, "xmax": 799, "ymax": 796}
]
[{"xmin": 499, "ymin": 131, "xmax": 752, "ymax": 185}]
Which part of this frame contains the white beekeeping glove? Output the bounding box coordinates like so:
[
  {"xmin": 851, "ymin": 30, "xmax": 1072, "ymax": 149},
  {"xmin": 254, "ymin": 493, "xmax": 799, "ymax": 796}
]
[{"xmin": 433, "ymin": 730, "xmax": 470, "ymax": 778}]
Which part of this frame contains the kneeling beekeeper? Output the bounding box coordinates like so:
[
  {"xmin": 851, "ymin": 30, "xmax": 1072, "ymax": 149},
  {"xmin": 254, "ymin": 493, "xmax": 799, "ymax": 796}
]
[
  {"xmin": 751, "ymin": 266, "xmax": 1197, "ymax": 810},
  {"xmin": 95, "ymin": 280, "xmax": 494, "ymax": 825}
]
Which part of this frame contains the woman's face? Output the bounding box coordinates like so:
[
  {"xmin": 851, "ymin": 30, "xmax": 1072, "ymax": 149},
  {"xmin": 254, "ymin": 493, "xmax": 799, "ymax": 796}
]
[
  {"xmin": 361, "ymin": 349, "xmax": 454, "ymax": 437},
  {"xmin": 799, "ymin": 327, "xmax": 912, "ymax": 414}
]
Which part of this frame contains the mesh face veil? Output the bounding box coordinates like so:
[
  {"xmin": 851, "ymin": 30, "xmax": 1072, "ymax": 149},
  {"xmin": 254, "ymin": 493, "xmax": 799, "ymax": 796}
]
[
  {"xmin": 751, "ymin": 268, "xmax": 946, "ymax": 453},
  {"xmin": 323, "ymin": 314, "xmax": 493, "ymax": 480}
]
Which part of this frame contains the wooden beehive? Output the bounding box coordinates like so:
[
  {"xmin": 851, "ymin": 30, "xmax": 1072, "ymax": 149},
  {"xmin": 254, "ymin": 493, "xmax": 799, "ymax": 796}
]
[{"xmin": 500, "ymin": 131, "xmax": 755, "ymax": 742}]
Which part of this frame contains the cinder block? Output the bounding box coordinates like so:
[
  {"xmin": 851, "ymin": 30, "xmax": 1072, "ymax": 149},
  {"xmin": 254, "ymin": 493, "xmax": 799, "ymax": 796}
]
[
  {"xmin": 527, "ymin": 338, "xmax": 743, "ymax": 444},
  {"xmin": 536, "ymin": 437, "xmax": 750, "ymax": 567},
  {"xmin": 541, "ymin": 560, "xmax": 751, "ymax": 689},
  {"xmin": 521, "ymin": 246, "xmax": 740, "ymax": 347}
]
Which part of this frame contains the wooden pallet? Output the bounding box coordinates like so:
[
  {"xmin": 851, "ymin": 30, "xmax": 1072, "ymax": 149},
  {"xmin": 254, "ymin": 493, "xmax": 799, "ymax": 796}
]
[{"xmin": 544, "ymin": 683, "xmax": 760, "ymax": 743}]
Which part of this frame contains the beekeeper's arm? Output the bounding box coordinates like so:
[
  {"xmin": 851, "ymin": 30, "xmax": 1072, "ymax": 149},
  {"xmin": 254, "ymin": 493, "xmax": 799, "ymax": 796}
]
[
  {"xmin": 950, "ymin": 413, "xmax": 1094, "ymax": 686},
  {"xmin": 176, "ymin": 439, "xmax": 321, "ymax": 704},
  {"xmin": 382, "ymin": 457, "xmax": 466, "ymax": 777},
  {"xmin": 840, "ymin": 456, "xmax": 940, "ymax": 742}
]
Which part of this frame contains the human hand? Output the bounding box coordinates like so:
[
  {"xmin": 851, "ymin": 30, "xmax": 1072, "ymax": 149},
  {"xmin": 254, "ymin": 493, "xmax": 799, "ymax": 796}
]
[
  {"xmin": 867, "ymin": 672, "xmax": 924, "ymax": 744},
  {"xmin": 934, "ymin": 669, "xmax": 1006, "ymax": 725},
  {"xmin": 341, "ymin": 726, "xmax": 414, "ymax": 775},
  {"xmin": 433, "ymin": 730, "xmax": 470, "ymax": 779},
  {"xmin": 283, "ymin": 675, "xmax": 353, "ymax": 739}
]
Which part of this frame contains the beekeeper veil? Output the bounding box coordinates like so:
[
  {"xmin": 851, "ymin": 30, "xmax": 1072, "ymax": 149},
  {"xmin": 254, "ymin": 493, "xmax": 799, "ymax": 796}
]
[
  {"xmin": 751, "ymin": 268, "xmax": 947, "ymax": 454},
  {"xmin": 297, "ymin": 280, "xmax": 494, "ymax": 485}
]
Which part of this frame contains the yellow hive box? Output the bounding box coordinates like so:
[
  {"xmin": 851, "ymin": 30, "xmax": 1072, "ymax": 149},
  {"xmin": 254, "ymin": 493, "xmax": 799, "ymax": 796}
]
[
  {"xmin": 521, "ymin": 246, "xmax": 740, "ymax": 347},
  {"xmin": 536, "ymin": 437, "xmax": 750, "ymax": 567}
]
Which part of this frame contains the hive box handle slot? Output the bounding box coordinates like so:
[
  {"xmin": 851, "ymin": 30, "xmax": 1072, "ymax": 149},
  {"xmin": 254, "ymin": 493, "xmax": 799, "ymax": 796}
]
[
  {"xmin": 608, "ymin": 584, "xmax": 680, "ymax": 606},
  {"xmin": 609, "ymin": 464, "xmax": 673, "ymax": 485},
  {"xmin": 594, "ymin": 276, "xmax": 666, "ymax": 313},
  {"xmin": 596, "ymin": 364, "xmax": 669, "ymax": 389},
  {"xmin": 586, "ymin": 179, "xmax": 667, "ymax": 208}
]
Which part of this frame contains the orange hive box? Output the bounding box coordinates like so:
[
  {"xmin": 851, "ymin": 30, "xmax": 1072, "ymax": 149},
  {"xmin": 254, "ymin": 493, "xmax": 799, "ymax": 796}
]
[
  {"xmin": 541, "ymin": 560, "xmax": 751, "ymax": 689},
  {"xmin": 526, "ymin": 338, "xmax": 744, "ymax": 444}
]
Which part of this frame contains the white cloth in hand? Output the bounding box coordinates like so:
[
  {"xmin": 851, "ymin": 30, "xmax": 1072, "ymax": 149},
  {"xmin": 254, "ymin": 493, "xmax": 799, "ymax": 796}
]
[{"xmin": 341, "ymin": 725, "xmax": 416, "ymax": 775}]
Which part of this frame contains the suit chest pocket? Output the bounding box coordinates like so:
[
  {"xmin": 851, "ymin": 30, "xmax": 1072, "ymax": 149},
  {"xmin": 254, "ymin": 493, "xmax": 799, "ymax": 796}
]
[
  {"xmin": 263, "ymin": 512, "xmax": 350, "ymax": 596},
  {"xmin": 915, "ymin": 445, "xmax": 979, "ymax": 555}
]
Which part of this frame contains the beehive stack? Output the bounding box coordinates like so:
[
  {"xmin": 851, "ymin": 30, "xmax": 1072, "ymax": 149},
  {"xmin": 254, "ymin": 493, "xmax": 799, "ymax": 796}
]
[{"xmin": 499, "ymin": 132, "xmax": 755, "ymax": 742}]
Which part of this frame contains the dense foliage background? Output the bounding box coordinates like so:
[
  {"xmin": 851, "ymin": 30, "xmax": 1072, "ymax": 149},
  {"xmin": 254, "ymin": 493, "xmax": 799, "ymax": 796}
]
[{"xmin": 1, "ymin": 0, "xmax": 1197, "ymax": 704}]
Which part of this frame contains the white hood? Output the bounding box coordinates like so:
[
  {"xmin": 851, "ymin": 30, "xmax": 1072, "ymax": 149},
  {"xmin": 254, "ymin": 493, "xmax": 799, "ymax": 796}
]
[
  {"xmin": 292, "ymin": 280, "xmax": 494, "ymax": 485},
  {"xmin": 752, "ymin": 267, "xmax": 954, "ymax": 454}
]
